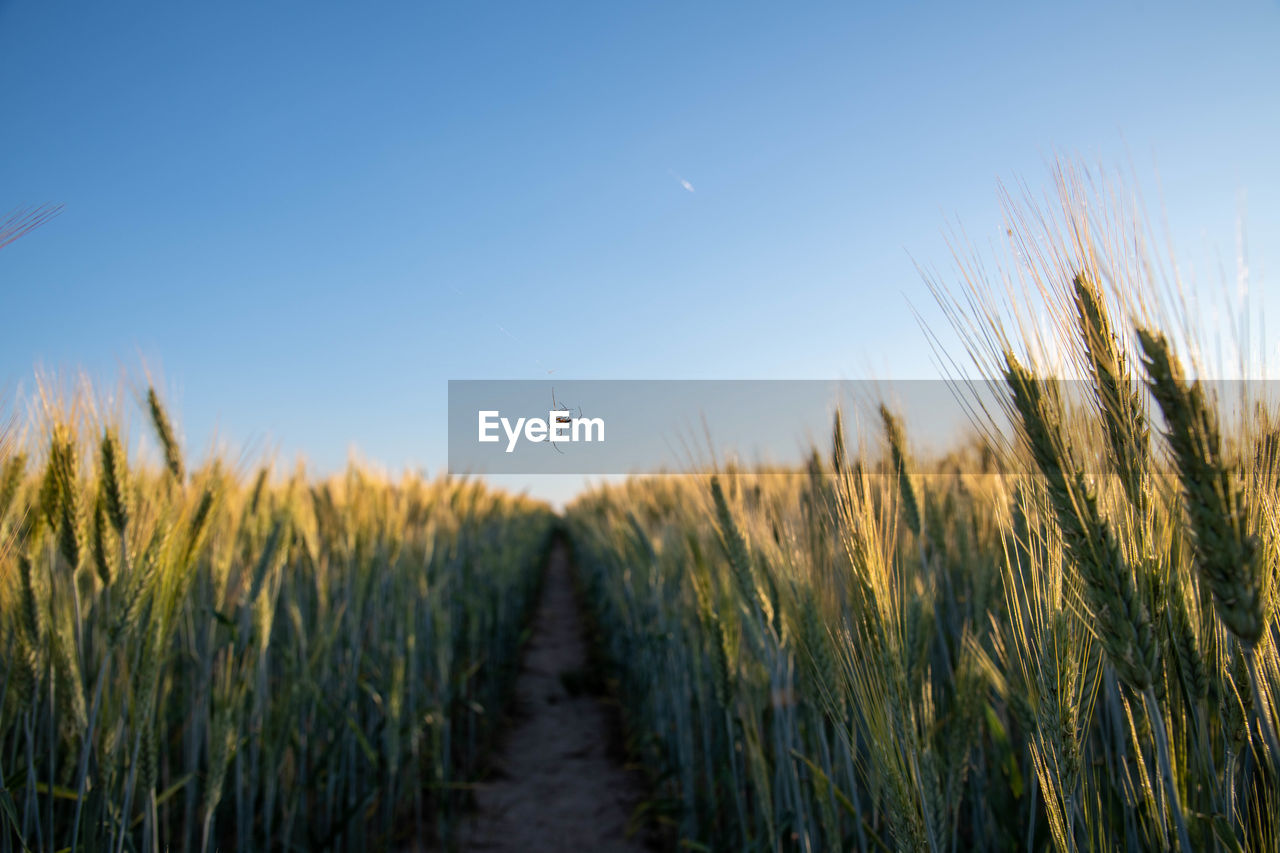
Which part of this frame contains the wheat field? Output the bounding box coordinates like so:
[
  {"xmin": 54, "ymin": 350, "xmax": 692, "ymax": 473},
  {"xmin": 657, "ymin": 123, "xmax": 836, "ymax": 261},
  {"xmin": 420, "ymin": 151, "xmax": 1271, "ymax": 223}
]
[
  {"xmin": 2, "ymin": 170, "xmax": 1278, "ymax": 852},
  {"xmin": 0, "ymin": 387, "xmax": 555, "ymax": 851},
  {"xmin": 562, "ymin": 173, "xmax": 1280, "ymax": 851}
]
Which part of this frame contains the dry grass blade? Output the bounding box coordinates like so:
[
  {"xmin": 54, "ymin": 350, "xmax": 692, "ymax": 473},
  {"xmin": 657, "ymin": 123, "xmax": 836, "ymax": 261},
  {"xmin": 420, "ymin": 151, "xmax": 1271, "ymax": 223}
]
[{"xmin": 0, "ymin": 204, "xmax": 63, "ymax": 251}]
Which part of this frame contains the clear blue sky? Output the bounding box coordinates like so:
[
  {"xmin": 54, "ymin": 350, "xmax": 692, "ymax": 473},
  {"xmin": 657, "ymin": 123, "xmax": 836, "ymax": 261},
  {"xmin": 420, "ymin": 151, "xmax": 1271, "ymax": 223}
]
[{"xmin": 2, "ymin": 1, "xmax": 1278, "ymax": 499}]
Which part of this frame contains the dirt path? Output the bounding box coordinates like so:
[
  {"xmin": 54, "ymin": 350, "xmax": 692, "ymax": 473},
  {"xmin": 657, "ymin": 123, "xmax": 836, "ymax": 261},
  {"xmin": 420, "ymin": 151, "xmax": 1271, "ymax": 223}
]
[{"xmin": 456, "ymin": 540, "xmax": 650, "ymax": 852}]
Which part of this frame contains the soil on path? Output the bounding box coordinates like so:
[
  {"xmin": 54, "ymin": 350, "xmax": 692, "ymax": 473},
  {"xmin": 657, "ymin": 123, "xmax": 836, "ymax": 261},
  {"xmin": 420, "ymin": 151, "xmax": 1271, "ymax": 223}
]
[{"xmin": 456, "ymin": 540, "xmax": 651, "ymax": 852}]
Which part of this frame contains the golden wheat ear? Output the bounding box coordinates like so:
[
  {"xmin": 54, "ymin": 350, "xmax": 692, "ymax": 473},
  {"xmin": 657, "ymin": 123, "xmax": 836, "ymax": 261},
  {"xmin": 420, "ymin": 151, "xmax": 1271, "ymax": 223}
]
[{"xmin": 147, "ymin": 386, "xmax": 185, "ymax": 484}]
